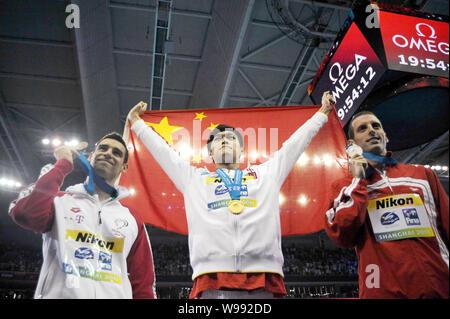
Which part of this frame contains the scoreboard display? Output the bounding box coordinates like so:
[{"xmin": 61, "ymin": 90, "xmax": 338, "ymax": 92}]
[
  {"xmin": 379, "ymin": 11, "xmax": 449, "ymax": 77},
  {"xmin": 309, "ymin": 22, "xmax": 386, "ymax": 126},
  {"xmin": 308, "ymin": 3, "xmax": 449, "ymax": 127}
]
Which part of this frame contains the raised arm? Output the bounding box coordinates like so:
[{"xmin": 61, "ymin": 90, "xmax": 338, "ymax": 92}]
[
  {"xmin": 264, "ymin": 91, "xmax": 335, "ymax": 184},
  {"xmin": 9, "ymin": 143, "xmax": 87, "ymax": 233},
  {"xmin": 127, "ymin": 102, "xmax": 193, "ymax": 193}
]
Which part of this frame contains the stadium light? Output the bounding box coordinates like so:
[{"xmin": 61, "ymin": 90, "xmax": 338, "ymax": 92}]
[
  {"xmin": 64, "ymin": 139, "xmax": 79, "ymax": 147},
  {"xmin": 52, "ymin": 138, "xmax": 62, "ymax": 147},
  {"xmin": 43, "ymin": 137, "xmax": 81, "ymax": 148},
  {"xmin": 0, "ymin": 177, "xmax": 23, "ymax": 191}
]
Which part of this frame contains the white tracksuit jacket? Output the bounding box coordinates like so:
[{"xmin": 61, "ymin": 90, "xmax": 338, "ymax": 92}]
[
  {"xmin": 132, "ymin": 112, "xmax": 328, "ymax": 279},
  {"xmin": 9, "ymin": 159, "xmax": 156, "ymax": 299}
]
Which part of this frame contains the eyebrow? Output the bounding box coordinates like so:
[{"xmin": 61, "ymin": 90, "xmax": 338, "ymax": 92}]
[
  {"xmin": 357, "ymin": 121, "xmax": 381, "ymax": 130},
  {"xmin": 98, "ymin": 144, "xmax": 124, "ymax": 156},
  {"xmin": 113, "ymin": 148, "xmax": 124, "ymax": 155},
  {"xmin": 356, "ymin": 124, "xmax": 367, "ymax": 131}
]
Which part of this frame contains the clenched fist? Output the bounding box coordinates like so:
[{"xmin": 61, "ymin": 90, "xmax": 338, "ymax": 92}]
[
  {"xmin": 127, "ymin": 101, "xmax": 148, "ymax": 126},
  {"xmin": 54, "ymin": 142, "xmax": 88, "ymax": 166},
  {"xmin": 318, "ymin": 91, "xmax": 336, "ymax": 116}
]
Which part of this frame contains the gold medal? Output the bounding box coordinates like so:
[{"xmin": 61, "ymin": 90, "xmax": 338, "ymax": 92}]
[{"xmin": 228, "ymin": 199, "xmax": 244, "ymax": 214}]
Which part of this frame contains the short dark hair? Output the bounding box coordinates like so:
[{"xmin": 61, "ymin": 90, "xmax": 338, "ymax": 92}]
[
  {"xmin": 207, "ymin": 124, "xmax": 244, "ymax": 153},
  {"xmin": 347, "ymin": 111, "xmax": 377, "ymax": 140},
  {"xmin": 96, "ymin": 132, "xmax": 129, "ymax": 163}
]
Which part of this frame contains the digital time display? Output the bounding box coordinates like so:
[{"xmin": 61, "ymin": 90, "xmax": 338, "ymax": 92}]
[
  {"xmin": 309, "ymin": 23, "xmax": 386, "ymax": 126},
  {"xmin": 379, "ymin": 11, "xmax": 449, "ymax": 78},
  {"xmin": 308, "ymin": 6, "xmax": 448, "ymax": 127}
]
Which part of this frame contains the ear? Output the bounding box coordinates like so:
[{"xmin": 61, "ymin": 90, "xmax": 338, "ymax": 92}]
[
  {"xmin": 348, "ymin": 139, "xmax": 356, "ymax": 145},
  {"xmin": 121, "ymin": 163, "xmax": 128, "ymax": 173},
  {"xmin": 87, "ymin": 151, "xmax": 94, "ymax": 162}
]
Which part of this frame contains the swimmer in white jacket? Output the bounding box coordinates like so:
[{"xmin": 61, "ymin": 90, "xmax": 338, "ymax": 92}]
[
  {"xmin": 9, "ymin": 133, "xmax": 156, "ymax": 299},
  {"xmin": 127, "ymin": 92, "xmax": 334, "ymax": 299}
]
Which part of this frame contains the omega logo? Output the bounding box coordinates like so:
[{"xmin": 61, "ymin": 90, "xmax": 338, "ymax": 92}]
[{"xmin": 392, "ymin": 22, "xmax": 448, "ymax": 55}]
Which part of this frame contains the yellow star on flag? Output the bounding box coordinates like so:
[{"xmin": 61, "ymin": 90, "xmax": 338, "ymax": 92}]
[
  {"xmin": 194, "ymin": 112, "xmax": 207, "ymax": 121},
  {"xmin": 191, "ymin": 154, "xmax": 203, "ymax": 164},
  {"xmin": 146, "ymin": 117, "xmax": 184, "ymax": 146},
  {"xmin": 207, "ymin": 122, "xmax": 219, "ymax": 131}
]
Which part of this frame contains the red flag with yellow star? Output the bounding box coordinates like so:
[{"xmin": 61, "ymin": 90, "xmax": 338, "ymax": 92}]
[{"xmin": 119, "ymin": 106, "xmax": 347, "ymax": 236}]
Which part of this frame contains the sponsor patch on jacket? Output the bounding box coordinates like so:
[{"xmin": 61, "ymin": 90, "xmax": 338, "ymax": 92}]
[
  {"xmin": 74, "ymin": 247, "xmax": 94, "ymax": 260},
  {"xmin": 380, "ymin": 212, "xmax": 399, "ymax": 226},
  {"xmin": 206, "ymin": 175, "xmax": 255, "ymax": 185},
  {"xmin": 214, "ymin": 184, "xmax": 248, "ymax": 196},
  {"xmin": 112, "ymin": 218, "xmax": 129, "ymax": 237},
  {"xmin": 207, "ymin": 198, "xmax": 257, "ymax": 211},
  {"xmin": 65, "ymin": 230, "xmax": 124, "ymax": 253},
  {"xmin": 403, "ymin": 208, "xmax": 421, "ymax": 226},
  {"xmin": 62, "ymin": 262, "xmax": 121, "ymax": 284},
  {"xmin": 99, "ymin": 251, "xmax": 112, "ymax": 271},
  {"xmin": 367, "ymin": 194, "xmax": 434, "ymax": 242}
]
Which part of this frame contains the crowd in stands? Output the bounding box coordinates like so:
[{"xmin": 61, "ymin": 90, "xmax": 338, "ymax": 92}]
[
  {"xmin": 0, "ymin": 242, "xmax": 41, "ymax": 273},
  {"xmin": 285, "ymin": 284, "xmax": 359, "ymax": 299},
  {"xmin": 151, "ymin": 242, "xmax": 358, "ymax": 279},
  {"xmin": 0, "ymin": 240, "xmax": 358, "ymax": 299},
  {"xmin": 151, "ymin": 284, "xmax": 359, "ymax": 299},
  {"xmin": 0, "ymin": 288, "xmax": 33, "ymax": 299},
  {"xmin": 0, "ymin": 241, "xmax": 358, "ymax": 278},
  {"xmin": 283, "ymin": 243, "xmax": 358, "ymax": 278},
  {"xmin": 152, "ymin": 243, "xmax": 192, "ymax": 276},
  {"xmin": 0, "ymin": 284, "xmax": 359, "ymax": 299}
]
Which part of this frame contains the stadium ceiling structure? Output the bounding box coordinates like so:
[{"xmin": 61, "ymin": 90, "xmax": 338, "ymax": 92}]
[{"xmin": 0, "ymin": 0, "xmax": 448, "ymax": 194}]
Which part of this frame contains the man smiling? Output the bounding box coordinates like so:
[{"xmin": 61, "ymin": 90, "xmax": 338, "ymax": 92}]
[{"xmin": 9, "ymin": 133, "xmax": 156, "ymax": 299}]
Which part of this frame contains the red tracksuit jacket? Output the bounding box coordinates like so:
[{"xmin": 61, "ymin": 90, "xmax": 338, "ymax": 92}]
[{"xmin": 324, "ymin": 162, "xmax": 449, "ymax": 298}]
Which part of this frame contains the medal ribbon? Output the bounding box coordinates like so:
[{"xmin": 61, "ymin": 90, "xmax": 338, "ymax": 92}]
[
  {"xmin": 362, "ymin": 152, "xmax": 398, "ymax": 166},
  {"xmin": 361, "ymin": 153, "xmax": 398, "ymax": 179},
  {"xmin": 216, "ymin": 168, "xmax": 243, "ymax": 201},
  {"xmin": 75, "ymin": 153, "xmax": 118, "ymax": 198}
]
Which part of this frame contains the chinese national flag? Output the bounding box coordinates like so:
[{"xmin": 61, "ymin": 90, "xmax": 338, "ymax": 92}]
[{"xmin": 119, "ymin": 105, "xmax": 348, "ymax": 236}]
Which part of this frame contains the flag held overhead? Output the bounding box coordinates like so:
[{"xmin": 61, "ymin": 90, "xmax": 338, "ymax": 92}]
[{"xmin": 120, "ymin": 105, "xmax": 347, "ymax": 236}]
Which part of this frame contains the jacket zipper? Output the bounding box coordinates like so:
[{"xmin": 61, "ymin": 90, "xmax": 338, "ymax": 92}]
[
  {"xmin": 94, "ymin": 199, "xmax": 103, "ymax": 300},
  {"xmin": 229, "ymin": 169, "xmax": 241, "ymax": 273},
  {"xmin": 233, "ymin": 214, "xmax": 241, "ymax": 273},
  {"xmin": 376, "ymin": 167, "xmax": 395, "ymax": 194}
]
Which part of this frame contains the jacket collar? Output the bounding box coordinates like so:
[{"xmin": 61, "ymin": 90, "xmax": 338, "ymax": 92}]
[{"xmin": 65, "ymin": 183, "xmax": 130, "ymax": 201}]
